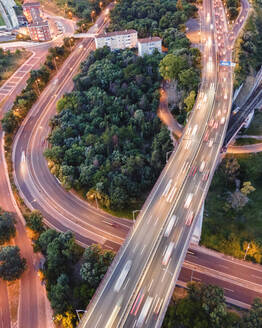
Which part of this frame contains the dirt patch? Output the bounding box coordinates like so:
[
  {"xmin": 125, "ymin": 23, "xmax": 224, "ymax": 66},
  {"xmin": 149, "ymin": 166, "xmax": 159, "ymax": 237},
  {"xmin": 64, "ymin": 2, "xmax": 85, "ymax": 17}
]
[{"xmin": 7, "ymin": 278, "xmax": 20, "ymax": 326}]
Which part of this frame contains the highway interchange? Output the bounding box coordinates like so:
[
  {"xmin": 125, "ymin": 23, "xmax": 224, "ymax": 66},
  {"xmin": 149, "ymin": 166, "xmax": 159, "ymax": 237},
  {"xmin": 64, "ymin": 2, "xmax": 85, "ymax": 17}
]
[{"xmin": 1, "ymin": 0, "xmax": 261, "ymax": 327}]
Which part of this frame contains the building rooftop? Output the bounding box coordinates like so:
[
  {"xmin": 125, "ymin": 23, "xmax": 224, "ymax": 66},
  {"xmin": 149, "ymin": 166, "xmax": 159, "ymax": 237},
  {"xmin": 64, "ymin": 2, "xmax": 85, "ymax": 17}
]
[
  {"xmin": 138, "ymin": 37, "xmax": 162, "ymax": 44},
  {"xmin": 96, "ymin": 29, "xmax": 137, "ymax": 39},
  {"xmin": 28, "ymin": 20, "xmax": 48, "ymax": 27},
  {"xmin": 23, "ymin": 2, "xmax": 41, "ymax": 8}
]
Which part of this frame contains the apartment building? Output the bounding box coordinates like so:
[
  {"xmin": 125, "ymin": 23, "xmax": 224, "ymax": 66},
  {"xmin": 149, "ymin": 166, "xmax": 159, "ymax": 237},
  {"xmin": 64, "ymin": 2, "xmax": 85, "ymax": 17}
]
[
  {"xmin": 22, "ymin": 2, "xmax": 41, "ymax": 23},
  {"xmin": 28, "ymin": 20, "xmax": 51, "ymax": 41},
  {"xmin": 95, "ymin": 29, "xmax": 138, "ymax": 50},
  {"xmin": 138, "ymin": 37, "xmax": 162, "ymax": 56}
]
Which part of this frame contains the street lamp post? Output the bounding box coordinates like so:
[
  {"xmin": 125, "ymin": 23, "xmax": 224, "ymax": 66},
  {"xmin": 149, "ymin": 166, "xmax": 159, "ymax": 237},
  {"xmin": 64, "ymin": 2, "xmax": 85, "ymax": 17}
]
[
  {"xmin": 81, "ymin": 23, "xmax": 85, "ymax": 33},
  {"xmin": 35, "ymin": 78, "xmax": 41, "ymax": 96},
  {"xmin": 69, "ymin": 38, "xmax": 74, "ymax": 51},
  {"xmin": 166, "ymin": 150, "xmax": 173, "ymax": 163},
  {"xmin": 91, "ymin": 10, "xmax": 96, "ymax": 23},
  {"xmin": 53, "ymin": 56, "xmax": 59, "ymax": 71},
  {"xmin": 76, "ymin": 310, "xmax": 87, "ymax": 322},
  {"xmin": 244, "ymin": 242, "xmax": 251, "ymax": 260},
  {"xmin": 132, "ymin": 210, "xmax": 140, "ymax": 223}
]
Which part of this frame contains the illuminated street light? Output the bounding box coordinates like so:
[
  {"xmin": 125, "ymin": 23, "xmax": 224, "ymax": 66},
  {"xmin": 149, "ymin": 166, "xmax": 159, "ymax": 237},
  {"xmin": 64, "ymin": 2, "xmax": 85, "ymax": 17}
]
[
  {"xmin": 81, "ymin": 23, "xmax": 85, "ymax": 33},
  {"xmin": 91, "ymin": 10, "xmax": 96, "ymax": 22},
  {"xmin": 53, "ymin": 56, "xmax": 59, "ymax": 71},
  {"xmin": 35, "ymin": 78, "xmax": 41, "ymax": 95},
  {"xmin": 132, "ymin": 210, "xmax": 140, "ymax": 223}
]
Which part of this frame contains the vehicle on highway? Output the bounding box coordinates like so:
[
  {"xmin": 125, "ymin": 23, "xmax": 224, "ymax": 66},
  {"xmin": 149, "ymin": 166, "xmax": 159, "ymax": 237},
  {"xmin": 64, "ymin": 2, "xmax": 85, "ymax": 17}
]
[
  {"xmin": 199, "ymin": 161, "xmax": 205, "ymax": 173},
  {"xmin": 232, "ymin": 106, "xmax": 240, "ymax": 115},
  {"xmin": 114, "ymin": 260, "xmax": 132, "ymax": 292},
  {"xmin": 192, "ymin": 124, "xmax": 198, "ymax": 136},
  {"xmin": 203, "ymin": 130, "xmax": 210, "ymax": 142},
  {"xmin": 213, "ymin": 121, "xmax": 218, "ymax": 129},
  {"xmin": 166, "ymin": 185, "xmax": 177, "ymax": 203},
  {"xmin": 162, "ymin": 179, "xmax": 172, "ymax": 197},
  {"xmin": 105, "ymin": 302, "xmax": 121, "ymax": 328},
  {"xmin": 162, "ymin": 242, "xmax": 175, "ymax": 266},
  {"xmin": 164, "ymin": 215, "xmax": 177, "ymax": 237},
  {"xmin": 208, "ymin": 118, "xmax": 214, "ymax": 127},
  {"xmin": 185, "ymin": 211, "xmax": 194, "ymax": 226},
  {"xmin": 136, "ymin": 296, "xmax": 153, "ymax": 328},
  {"xmin": 208, "ymin": 138, "xmax": 214, "ymax": 148},
  {"xmin": 202, "ymin": 170, "xmax": 210, "ymax": 181},
  {"xmin": 220, "ymin": 116, "xmax": 225, "ymax": 125},
  {"xmin": 184, "ymin": 193, "xmax": 193, "ymax": 209}
]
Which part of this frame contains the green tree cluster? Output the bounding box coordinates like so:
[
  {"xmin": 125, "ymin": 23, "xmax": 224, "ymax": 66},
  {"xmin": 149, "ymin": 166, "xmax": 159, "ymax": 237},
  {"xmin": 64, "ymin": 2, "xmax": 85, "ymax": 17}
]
[
  {"xmin": 0, "ymin": 211, "xmax": 16, "ymax": 245},
  {"xmin": 55, "ymin": 0, "xmax": 111, "ymax": 31},
  {"xmin": 45, "ymin": 47, "xmax": 173, "ymax": 210},
  {"xmin": 34, "ymin": 227, "xmax": 114, "ymax": 326},
  {"xmin": 1, "ymin": 38, "xmax": 76, "ymax": 134},
  {"xmin": 226, "ymin": 0, "xmax": 240, "ymax": 20},
  {"xmin": 202, "ymin": 152, "xmax": 262, "ymax": 263},
  {"xmin": 0, "ymin": 246, "xmax": 26, "ymax": 281},
  {"xmin": 234, "ymin": 1, "xmax": 262, "ymax": 86},
  {"xmin": 162, "ymin": 282, "xmax": 261, "ymax": 328},
  {"xmin": 25, "ymin": 210, "xmax": 45, "ymax": 235}
]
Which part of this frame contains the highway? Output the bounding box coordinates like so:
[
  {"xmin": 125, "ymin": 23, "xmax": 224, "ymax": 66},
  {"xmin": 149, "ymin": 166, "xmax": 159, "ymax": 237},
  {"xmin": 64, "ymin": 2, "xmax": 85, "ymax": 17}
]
[
  {"xmin": 12, "ymin": 3, "xmax": 133, "ymax": 251},
  {"xmin": 77, "ymin": 0, "xmax": 235, "ymax": 326},
  {"xmin": 8, "ymin": 0, "xmax": 259, "ymax": 327}
]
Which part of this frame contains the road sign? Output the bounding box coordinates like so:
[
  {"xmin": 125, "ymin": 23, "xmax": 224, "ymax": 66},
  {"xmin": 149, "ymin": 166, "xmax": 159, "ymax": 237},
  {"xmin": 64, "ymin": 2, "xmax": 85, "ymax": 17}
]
[
  {"xmin": 220, "ymin": 60, "xmax": 231, "ymax": 66},
  {"xmin": 220, "ymin": 60, "xmax": 236, "ymax": 67}
]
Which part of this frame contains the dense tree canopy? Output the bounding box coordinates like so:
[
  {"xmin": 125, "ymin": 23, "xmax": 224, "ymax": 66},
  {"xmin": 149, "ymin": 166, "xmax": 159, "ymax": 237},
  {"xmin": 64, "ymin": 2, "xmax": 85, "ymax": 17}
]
[
  {"xmin": 162, "ymin": 283, "xmax": 247, "ymax": 328},
  {"xmin": 45, "ymin": 47, "xmax": 173, "ymax": 210},
  {"xmin": 80, "ymin": 244, "xmax": 114, "ymax": 288},
  {"xmin": 0, "ymin": 211, "xmax": 16, "ymax": 245},
  {"xmin": 0, "ymin": 246, "xmax": 26, "ymax": 281}
]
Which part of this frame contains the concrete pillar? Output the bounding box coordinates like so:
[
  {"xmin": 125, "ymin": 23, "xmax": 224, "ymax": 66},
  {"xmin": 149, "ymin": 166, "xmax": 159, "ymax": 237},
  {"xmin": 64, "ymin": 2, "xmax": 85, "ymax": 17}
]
[{"xmin": 191, "ymin": 203, "xmax": 204, "ymax": 244}]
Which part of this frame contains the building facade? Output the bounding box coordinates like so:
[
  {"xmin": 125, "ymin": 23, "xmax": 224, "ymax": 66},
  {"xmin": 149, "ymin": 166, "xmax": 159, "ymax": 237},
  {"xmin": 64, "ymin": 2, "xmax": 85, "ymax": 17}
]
[
  {"xmin": 138, "ymin": 37, "xmax": 162, "ymax": 56},
  {"xmin": 95, "ymin": 30, "xmax": 137, "ymax": 50},
  {"xmin": 22, "ymin": 2, "xmax": 41, "ymax": 23},
  {"xmin": 28, "ymin": 20, "xmax": 51, "ymax": 41}
]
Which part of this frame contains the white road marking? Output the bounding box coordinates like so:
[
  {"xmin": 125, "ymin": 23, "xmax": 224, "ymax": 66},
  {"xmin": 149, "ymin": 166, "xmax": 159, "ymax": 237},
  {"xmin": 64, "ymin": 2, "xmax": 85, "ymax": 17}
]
[
  {"xmin": 162, "ymin": 245, "xmax": 167, "ymax": 256},
  {"xmin": 94, "ymin": 313, "xmax": 102, "ymax": 328},
  {"xmin": 148, "ymin": 279, "xmax": 154, "ymax": 292},
  {"xmin": 251, "ymin": 274, "xmax": 262, "ymax": 280},
  {"xmin": 123, "ymin": 278, "xmax": 130, "ymax": 290},
  {"xmin": 154, "ymin": 216, "xmax": 159, "ymax": 226},
  {"xmin": 224, "ymin": 287, "xmax": 234, "ymax": 293},
  {"xmin": 141, "ymin": 244, "xmax": 146, "ymax": 255},
  {"xmin": 218, "ymin": 264, "xmax": 229, "ymax": 269}
]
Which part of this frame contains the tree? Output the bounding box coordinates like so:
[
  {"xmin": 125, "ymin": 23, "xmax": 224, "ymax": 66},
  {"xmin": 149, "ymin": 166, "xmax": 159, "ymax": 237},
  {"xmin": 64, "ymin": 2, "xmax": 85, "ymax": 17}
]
[
  {"xmin": 184, "ymin": 90, "xmax": 196, "ymax": 112},
  {"xmin": 227, "ymin": 191, "xmax": 249, "ymax": 209},
  {"xmin": 0, "ymin": 246, "xmax": 26, "ymax": 281},
  {"xmin": 179, "ymin": 68, "xmax": 200, "ymax": 91},
  {"xmin": 26, "ymin": 210, "xmax": 45, "ymax": 234},
  {"xmin": 0, "ymin": 212, "xmax": 16, "ymax": 245},
  {"xmin": 159, "ymin": 54, "xmax": 188, "ymax": 81},
  {"xmin": 36, "ymin": 229, "xmax": 59, "ymax": 254},
  {"xmin": 223, "ymin": 156, "xmax": 240, "ymax": 182},
  {"xmin": 243, "ymin": 298, "xmax": 262, "ymax": 328},
  {"xmin": 55, "ymin": 312, "xmax": 76, "ymax": 328},
  {"xmin": 80, "ymin": 244, "xmax": 114, "ymax": 288},
  {"xmin": 240, "ymin": 181, "xmax": 256, "ymax": 195},
  {"xmin": 48, "ymin": 274, "xmax": 71, "ymax": 314}
]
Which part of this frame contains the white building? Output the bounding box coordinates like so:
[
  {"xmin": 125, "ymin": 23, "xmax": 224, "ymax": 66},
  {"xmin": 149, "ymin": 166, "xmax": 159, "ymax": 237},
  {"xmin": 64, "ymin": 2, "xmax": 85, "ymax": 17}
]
[
  {"xmin": 95, "ymin": 29, "xmax": 137, "ymax": 50},
  {"xmin": 138, "ymin": 37, "xmax": 162, "ymax": 56}
]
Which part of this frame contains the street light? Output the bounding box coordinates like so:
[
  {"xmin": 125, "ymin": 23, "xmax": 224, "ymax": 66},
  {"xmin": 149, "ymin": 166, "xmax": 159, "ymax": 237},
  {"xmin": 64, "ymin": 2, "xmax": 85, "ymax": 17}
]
[
  {"xmin": 91, "ymin": 10, "xmax": 96, "ymax": 22},
  {"xmin": 69, "ymin": 38, "xmax": 74, "ymax": 51},
  {"xmin": 53, "ymin": 56, "xmax": 59, "ymax": 71},
  {"xmin": 81, "ymin": 23, "xmax": 85, "ymax": 33},
  {"xmin": 76, "ymin": 310, "xmax": 87, "ymax": 322},
  {"xmin": 99, "ymin": 1, "xmax": 103, "ymax": 9},
  {"xmin": 244, "ymin": 242, "xmax": 251, "ymax": 260},
  {"xmin": 132, "ymin": 210, "xmax": 140, "ymax": 223},
  {"xmin": 166, "ymin": 150, "xmax": 173, "ymax": 163},
  {"xmin": 35, "ymin": 78, "xmax": 41, "ymax": 96}
]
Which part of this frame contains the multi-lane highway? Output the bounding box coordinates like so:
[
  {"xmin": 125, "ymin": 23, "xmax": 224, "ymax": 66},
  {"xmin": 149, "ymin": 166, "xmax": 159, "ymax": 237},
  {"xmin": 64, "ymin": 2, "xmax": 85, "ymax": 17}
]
[
  {"xmin": 8, "ymin": 0, "xmax": 257, "ymax": 327},
  {"xmin": 77, "ymin": 0, "xmax": 236, "ymax": 326},
  {"xmin": 12, "ymin": 3, "xmax": 133, "ymax": 251}
]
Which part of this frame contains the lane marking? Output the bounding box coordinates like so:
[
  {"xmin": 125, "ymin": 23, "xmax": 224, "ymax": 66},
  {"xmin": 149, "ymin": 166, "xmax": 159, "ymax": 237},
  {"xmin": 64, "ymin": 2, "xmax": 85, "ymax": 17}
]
[{"xmin": 94, "ymin": 313, "xmax": 102, "ymax": 328}]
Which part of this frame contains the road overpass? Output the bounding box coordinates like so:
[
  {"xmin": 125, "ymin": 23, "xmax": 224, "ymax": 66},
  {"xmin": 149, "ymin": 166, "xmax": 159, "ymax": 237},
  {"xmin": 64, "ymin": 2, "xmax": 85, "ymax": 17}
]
[{"xmin": 78, "ymin": 0, "xmax": 236, "ymax": 326}]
